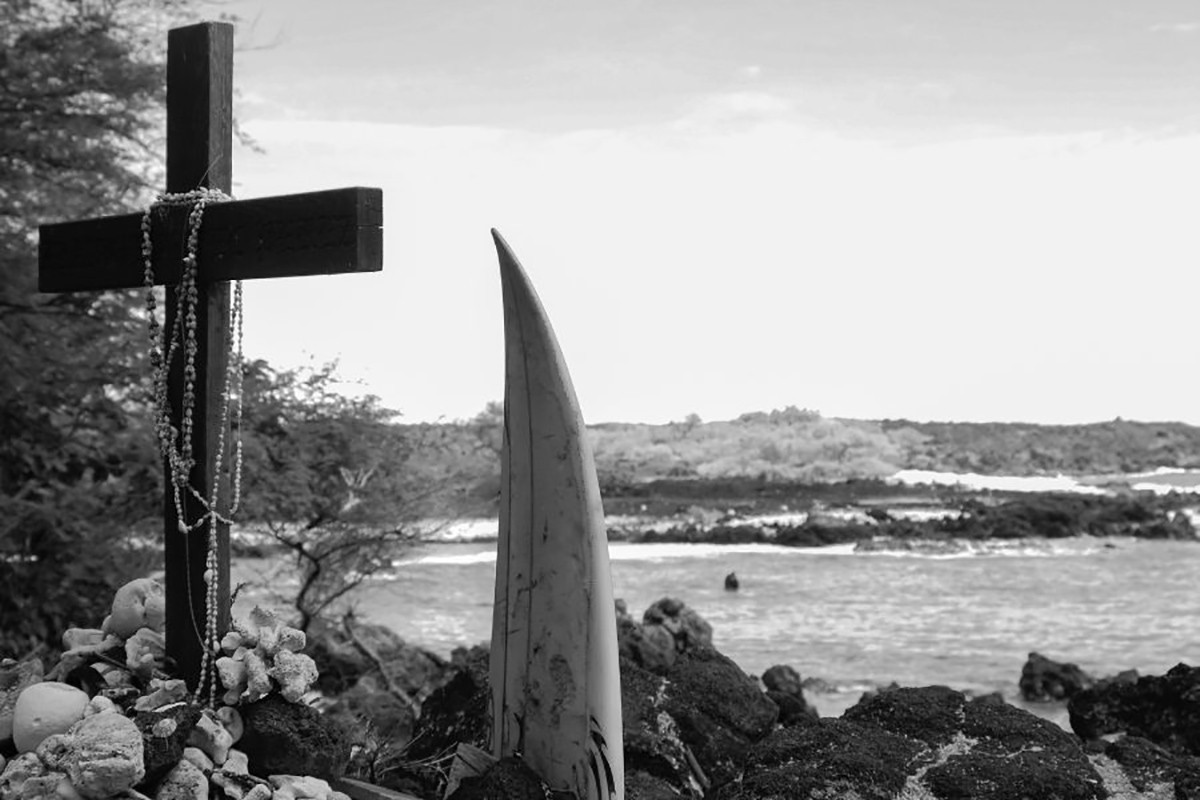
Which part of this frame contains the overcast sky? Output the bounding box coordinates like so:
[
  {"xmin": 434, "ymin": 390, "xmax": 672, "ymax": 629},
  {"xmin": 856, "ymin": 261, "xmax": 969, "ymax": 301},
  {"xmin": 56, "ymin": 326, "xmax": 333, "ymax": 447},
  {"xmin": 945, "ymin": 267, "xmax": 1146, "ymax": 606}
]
[{"xmin": 205, "ymin": 0, "xmax": 1200, "ymax": 425}]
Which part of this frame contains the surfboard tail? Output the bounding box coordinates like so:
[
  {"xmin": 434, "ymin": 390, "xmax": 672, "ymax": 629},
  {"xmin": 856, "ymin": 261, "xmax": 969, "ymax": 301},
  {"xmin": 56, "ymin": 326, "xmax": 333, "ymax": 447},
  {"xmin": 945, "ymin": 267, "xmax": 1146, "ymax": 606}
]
[{"xmin": 490, "ymin": 229, "xmax": 624, "ymax": 800}]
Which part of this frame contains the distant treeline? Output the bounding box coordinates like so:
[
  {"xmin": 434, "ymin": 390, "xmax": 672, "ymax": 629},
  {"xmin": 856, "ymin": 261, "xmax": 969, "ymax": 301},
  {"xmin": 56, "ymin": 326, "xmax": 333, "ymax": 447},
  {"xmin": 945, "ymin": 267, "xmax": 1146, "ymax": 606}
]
[
  {"xmin": 876, "ymin": 418, "xmax": 1200, "ymax": 476},
  {"xmin": 420, "ymin": 407, "xmax": 1200, "ymax": 498},
  {"xmin": 582, "ymin": 409, "xmax": 1200, "ymax": 486}
]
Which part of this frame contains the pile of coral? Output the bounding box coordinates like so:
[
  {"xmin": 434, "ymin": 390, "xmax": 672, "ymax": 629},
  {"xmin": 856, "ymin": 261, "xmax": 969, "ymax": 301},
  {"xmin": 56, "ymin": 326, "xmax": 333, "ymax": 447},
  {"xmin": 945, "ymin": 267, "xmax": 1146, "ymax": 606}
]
[{"xmin": 0, "ymin": 579, "xmax": 351, "ymax": 800}]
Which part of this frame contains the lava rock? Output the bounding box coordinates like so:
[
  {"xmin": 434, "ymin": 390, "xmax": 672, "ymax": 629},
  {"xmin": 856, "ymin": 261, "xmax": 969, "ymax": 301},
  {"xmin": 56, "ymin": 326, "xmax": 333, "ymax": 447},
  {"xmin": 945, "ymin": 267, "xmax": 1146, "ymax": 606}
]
[
  {"xmin": 719, "ymin": 685, "xmax": 1113, "ymax": 800},
  {"xmin": 626, "ymin": 769, "xmax": 691, "ymax": 800},
  {"xmin": 760, "ymin": 665, "xmax": 818, "ymax": 724},
  {"xmin": 404, "ymin": 651, "xmax": 490, "ymax": 763},
  {"xmin": 760, "ymin": 665, "xmax": 802, "ymax": 696},
  {"xmin": 1069, "ymin": 662, "xmax": 1200, "ymax": 755},
  {"xmin": 238, "ymin": 693, "xmax": 351, "ymax": 779},
  {"xmin": 764, "ymin": 691, "xmax": 817, "ymax": 726},
  {"xmin": 391, "ymin": 649, "xmax": 491, "ymax": 798},
  {"xmin": 629, "ymin": 624, "xmax": 679, "ymax": 673},
  {"xmin": 620, "ymin": 656, "xmax": 702, "ymax": 798},
  {"xmin": 662, "ymin": 646, "xmax": 778, "ymax": 792},
  {"xmin": 1099, "ymin": 735, "xmax": 1200, "ymax": 797},
  {"xmin": 715, "ymin": 717, "xmax": 922, "ymax": 800},
  {"xmin": 619, "ymin": 599, "xmax": 714, "ymax": 675},
  {"xmin": 1020, "ymin": 651, "xmax": 1096, "ymax": 701},
  {"xmin": 445, "ymin": 756, "xmax": 550, "ymax": 800},
  {"xmin": 135, "ymin": 702, "xmax": 202, "ymax": 786}
]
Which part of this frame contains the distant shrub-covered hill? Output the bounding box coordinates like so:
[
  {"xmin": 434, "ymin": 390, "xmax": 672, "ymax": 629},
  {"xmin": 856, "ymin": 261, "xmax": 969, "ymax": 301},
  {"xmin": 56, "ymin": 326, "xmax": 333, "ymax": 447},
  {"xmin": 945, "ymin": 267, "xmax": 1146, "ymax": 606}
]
[
  {"xmin": 878, "ymin": 418, "xmax": 1200, "ymax": 476},
  {"xmin": 399, "ymin": 407, "xmax": 1200, "ymax": 509},
  {"xmin": 583, "ymin": 408, "xmax": 1200, "ymax": 486}
]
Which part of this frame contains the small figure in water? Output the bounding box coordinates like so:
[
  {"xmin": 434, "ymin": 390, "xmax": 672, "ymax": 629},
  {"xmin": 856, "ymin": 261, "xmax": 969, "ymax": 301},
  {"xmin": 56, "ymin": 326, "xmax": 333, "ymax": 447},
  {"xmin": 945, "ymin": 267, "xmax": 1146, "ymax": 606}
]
[{"xmin": 724, "ymin": 571, "xmax": 739, "ymax": 591}]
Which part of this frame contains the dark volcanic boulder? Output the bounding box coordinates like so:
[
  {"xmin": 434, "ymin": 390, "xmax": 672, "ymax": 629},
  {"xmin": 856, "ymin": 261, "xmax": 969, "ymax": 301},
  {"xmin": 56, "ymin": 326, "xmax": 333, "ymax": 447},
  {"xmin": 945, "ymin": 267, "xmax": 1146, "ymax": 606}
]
[
  {"xmin": 942, "ymin": 495, "xmax": 1198, "ymax": 541},
  {"xmin": 620, "ymin": 656, "xmax": 702, "ymax": 798},
  {"xmin": 386, "ymin": 646, "xmax": 492, "ymax": 799},
  {"xmin": 1020, "ymin": 651, "xmax": 1096, "ymax": 701},
  {"xmin": 715, "ymin": 716, "xmax": 924, "ymax": 800},
  {"xmin": 1096, "ymin": 736, "xmax": 1200, "ymax": 797},
  {"xmin": 1069, "ymin": 663, "xmax": 1200, "ymax": 755},
  {"xmin": 446, "ymin": 756, "xmax": 550, "ymax": 800},
  {"xmin": 760, "ymin": 664, "xmax": 818, "ymax": 724},
  {"xmin": 764, "ymin": 691, "xmax": 817, "ymax": 727},
  {"xmin": 643, "ymin": 598, "xmax": 713, "ymax": 650},
  {"xmin": 135, "ymin": 702, "xmax": 202, "ymax": 786},
  {"xmin": 619, "ymin": 598, "xmax": 714, "ymax": 674},
  {"xmin": 377, "ymin": 629, "xmax": 1200, "ymax": 799},
  {"xmin": 405, "ymin": 646, "xmax": 491, "ymax": 762},
  {"xmin": 413, "ymin": 643, "xmax": 778, "ymax": 797},
  {"xmin": 760, "ymin": 664, "xmax": 803, "ymax": 696},
  {"xmin": 239, "ymin": 693, "xmax": 352, "ymax": 779},
  {"xmin": 662, "ymin": 646, "xmax": 778, "ymax": 791},
  {"xmin": 719, "ymin": 686, "xmax": 1114, "ymax": 800}
]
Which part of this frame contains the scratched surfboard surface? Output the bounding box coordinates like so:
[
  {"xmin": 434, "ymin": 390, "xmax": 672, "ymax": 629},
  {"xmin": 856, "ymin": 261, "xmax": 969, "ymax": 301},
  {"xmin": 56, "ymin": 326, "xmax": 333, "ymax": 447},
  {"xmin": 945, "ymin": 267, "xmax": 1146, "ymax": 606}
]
[{"xmin": 490, "ymin": 229, "xmax": 625, "ymax": 800}]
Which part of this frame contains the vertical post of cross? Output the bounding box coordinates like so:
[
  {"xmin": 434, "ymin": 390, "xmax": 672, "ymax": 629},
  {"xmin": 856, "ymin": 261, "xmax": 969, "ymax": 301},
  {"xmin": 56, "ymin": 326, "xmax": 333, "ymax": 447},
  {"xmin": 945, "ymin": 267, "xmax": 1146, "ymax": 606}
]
[{"xmin": 163, "ymin": 22, "xmax": 234, "ymax": 690}]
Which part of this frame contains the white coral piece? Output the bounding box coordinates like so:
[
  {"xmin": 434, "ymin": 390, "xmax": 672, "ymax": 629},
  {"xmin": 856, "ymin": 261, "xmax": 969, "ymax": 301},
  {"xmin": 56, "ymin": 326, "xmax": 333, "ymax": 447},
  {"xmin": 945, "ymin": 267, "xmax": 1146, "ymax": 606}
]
[
  {"xmin": 216, "ymin": 656, "xmax": 249, "ymax": 705},
  {"xmin": 187, "ymin": 711, "xmax": 233, "ymax": 767},
  {"xmin": 267, "ymin": 652, "xmax": 318, "ymax": 704},
  {"xmin": 124, "ymin": 627, "xmax": 166, "ymax": 678},
  {"xmin": 243, "ymin": 650, "xmax": 272, "ymax": 703},
  {"xmin": 219, "ymin": 607, "xmax": 315, "ymax": 705},
  {"xmin": 269, "ymin": 775, "xmax": 332, "ymax": 800},
  {"xmin": 220, "ymin": 631, "xmax": 245, "ymax": 653},
  {"xmin": 231, "ymin": 607, "xmax": 306, "ymax": 658}
]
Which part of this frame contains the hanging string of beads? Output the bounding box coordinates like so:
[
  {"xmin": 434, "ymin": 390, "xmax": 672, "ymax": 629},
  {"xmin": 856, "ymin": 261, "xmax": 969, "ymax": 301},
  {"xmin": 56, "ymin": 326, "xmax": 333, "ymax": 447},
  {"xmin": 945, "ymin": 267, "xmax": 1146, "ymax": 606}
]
[{"xmin": 140, "ymin": 187, "xmax": 243, "ymax": 706}]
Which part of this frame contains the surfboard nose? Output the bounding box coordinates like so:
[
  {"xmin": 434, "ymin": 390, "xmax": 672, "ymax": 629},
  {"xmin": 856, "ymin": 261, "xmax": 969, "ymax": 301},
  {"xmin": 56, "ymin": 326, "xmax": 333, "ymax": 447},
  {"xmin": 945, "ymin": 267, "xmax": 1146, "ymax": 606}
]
[
  {"xmin": 493, "ymin": 228, "xmax": 542, "ymax": 331},
  {"xmin": 491, "ymin": 228, "xmax": 523, "ymax": 295},
  {"xmin": 493, "ymin": 228, "xmax": 562, "ymax": 389}
]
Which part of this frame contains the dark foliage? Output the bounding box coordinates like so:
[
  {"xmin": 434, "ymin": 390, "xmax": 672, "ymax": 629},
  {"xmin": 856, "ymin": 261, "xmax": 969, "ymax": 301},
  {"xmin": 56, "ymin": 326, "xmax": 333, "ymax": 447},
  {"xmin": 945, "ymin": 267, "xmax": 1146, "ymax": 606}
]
[
  {"xmin": 0, "ymin": 1, "xmax": 206, "ymax": 659},
  {"xmin": 237, "ymin": 360, "xmax": 499, "ymax": 630}
]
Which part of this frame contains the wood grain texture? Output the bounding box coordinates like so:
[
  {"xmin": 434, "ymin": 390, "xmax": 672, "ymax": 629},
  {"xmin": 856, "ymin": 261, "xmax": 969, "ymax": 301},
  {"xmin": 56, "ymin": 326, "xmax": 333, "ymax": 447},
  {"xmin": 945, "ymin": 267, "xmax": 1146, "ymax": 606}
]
[
  {"xmin": 332, "ymin": 778, "xmax": 422, "ymax": 800},
  {"xmin": 38, "ymin": 187, "xmax": 383, "ymax": 292},
  {"xmin": 163, "ymin": 22, "xmax": 235, "ymax": 689}
]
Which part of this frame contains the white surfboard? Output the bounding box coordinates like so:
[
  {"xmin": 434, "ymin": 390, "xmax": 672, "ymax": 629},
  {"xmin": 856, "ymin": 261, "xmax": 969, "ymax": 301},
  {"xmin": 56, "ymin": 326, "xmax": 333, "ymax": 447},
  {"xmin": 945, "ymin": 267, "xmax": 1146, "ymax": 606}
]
[{"xmin": 489, "ymin": 229, "xmax": 625, "ymax": 800}]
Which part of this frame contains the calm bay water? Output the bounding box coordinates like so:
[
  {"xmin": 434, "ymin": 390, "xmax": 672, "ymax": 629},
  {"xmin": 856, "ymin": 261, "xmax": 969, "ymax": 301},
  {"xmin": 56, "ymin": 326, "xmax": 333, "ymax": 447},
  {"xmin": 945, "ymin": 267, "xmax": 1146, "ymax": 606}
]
[
  {"xmin": 231, "ymin": 470, "xmax": 1200, "ymax": 719},
  {"xmin": 274, "ymin": 537, "xmax": 1200, "ymax": 719}
]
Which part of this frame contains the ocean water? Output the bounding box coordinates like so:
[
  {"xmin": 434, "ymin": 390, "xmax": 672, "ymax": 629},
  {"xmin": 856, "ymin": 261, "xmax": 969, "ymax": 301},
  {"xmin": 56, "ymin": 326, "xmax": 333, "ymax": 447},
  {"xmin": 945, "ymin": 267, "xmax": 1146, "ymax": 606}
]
[
  {"xmin": 275, "ymin": 537, "xmax": 1200, "ymax": 720},
  {"xmin": 231, "ymin": 468, "xmax": 1200, "ymax": 720}
]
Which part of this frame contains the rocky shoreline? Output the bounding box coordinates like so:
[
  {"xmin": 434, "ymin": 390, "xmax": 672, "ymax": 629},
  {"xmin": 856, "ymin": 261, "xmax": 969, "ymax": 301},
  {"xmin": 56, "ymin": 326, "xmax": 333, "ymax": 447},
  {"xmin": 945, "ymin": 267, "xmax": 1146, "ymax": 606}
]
[
  {"xmin": 603, "ymin": 480, "xmax": 1200, "ymax": 547},
  {"xmin": 308, "ymin": 598, "xmax": 1200, "ymax": 800},
  {"xmin": 234, "ymin": 479, "xmax": 1200, "ymax": 556},
  {"xmin": 8, "ymin": 587, "xmax": 1194, "ymax": 799}
]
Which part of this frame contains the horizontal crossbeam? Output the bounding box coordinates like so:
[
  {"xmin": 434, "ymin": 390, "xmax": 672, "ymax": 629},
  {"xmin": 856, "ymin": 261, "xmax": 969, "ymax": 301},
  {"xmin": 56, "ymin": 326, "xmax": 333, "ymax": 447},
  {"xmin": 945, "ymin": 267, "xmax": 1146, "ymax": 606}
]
[{"xmin": 39, "ymin": 186, "xmax": 383, "ymax": 292}]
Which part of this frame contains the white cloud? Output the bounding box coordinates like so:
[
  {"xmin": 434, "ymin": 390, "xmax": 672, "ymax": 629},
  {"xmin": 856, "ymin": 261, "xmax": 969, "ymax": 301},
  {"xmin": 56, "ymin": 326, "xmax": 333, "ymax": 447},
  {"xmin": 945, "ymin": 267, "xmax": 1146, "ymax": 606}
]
[
  {"xmin": 672, "ymin": 91, "xmax": 797, "ymax": 128},
  {"xmin": 1149, "ymin": 21, "xmax": 1200, "ymax": 33},
  {"xmin": 230, "ymin": 114, "xmax": 1200, "ymax": 424}
]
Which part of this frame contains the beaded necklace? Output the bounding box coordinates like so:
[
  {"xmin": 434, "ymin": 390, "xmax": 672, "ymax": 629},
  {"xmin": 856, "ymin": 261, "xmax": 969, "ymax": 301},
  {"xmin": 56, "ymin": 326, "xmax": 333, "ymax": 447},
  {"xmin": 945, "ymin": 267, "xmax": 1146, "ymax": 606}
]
[{"xmin": 140, "ymin": 187, "xmax": 243, "ymax": 704}]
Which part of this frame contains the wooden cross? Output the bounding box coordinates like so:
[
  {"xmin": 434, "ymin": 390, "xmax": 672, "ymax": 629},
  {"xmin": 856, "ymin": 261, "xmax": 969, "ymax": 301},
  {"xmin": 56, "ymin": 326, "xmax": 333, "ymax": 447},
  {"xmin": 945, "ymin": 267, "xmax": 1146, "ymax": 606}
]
[{"xmin": 37, "ymin": 22, "xmax": 383, "ymax": 690}]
